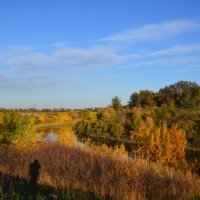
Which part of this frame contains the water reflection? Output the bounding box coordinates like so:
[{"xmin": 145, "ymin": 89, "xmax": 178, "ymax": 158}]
[
  {"xmin": 37, "ymin": 126, "xmax": 77, "ymax": 146},
  {"xmin": 37, "ymin": 126, "xmax": 142, "ymax": 156},
  {"xmin": 44, "ymin": 133, "xmax": 58, "ymax": 142}
]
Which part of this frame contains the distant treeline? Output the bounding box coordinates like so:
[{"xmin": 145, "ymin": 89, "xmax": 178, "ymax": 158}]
[
  {"xmin": 1, "ymin": 81, "xmax": 199, "ymax": 111},
  {"xmin": 128, "ymin": 81, "xmax": 200, "ymax": 110}
]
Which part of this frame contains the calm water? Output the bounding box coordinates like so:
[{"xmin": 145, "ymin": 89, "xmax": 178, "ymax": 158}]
[
  {"xmin": 38, "ymin": 127, "xmax": 84, "ymax": 148},
  {"xmin": 38, "ymin": 126, "xmax": 200, "ymax": 164},
  {"xmin": 38, "ymin": 126, "xmax": 142, "ymax": 156}
]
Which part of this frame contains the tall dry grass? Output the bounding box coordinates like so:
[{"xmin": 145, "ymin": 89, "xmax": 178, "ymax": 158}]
[{"xmin": 0, "ymin": 143, "xmax": 199, "ymax": 200}]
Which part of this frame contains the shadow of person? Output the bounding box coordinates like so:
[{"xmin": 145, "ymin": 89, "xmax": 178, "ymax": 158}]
[{"xmin": 29, "ymin": 159, "xmax": 41, "ymax": 198}]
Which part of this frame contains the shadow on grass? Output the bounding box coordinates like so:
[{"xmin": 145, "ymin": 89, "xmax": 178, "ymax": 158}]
[
  {"xmin": 0, "ymin": 172, "xmax": 107, "ymax": 200},
  {"xmin": 186, "ymin": 149, "xmax": 200, "ymax": 175},
  {"xmin": 28, "ymin": 159, "xmax": 41, "ymax": 198}
]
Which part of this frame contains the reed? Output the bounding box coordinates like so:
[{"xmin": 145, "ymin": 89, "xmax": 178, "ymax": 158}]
[{"xmin": 0, "ymin": 143, "xmax": 199, "ymax": 200}]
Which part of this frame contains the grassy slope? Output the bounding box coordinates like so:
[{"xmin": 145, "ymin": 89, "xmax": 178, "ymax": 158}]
[{"xmin": 0, "ymin": 143, "xmax": 200, "ymax": 200}]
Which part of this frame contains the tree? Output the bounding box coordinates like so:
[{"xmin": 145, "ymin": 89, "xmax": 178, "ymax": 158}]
[
  {"xmin": 110, "ymin": 123, "xmax": 125, "ymax": 139},
  {"xmin": 129, "ymin": 92, "xmax": 140, "ymax": 107},
  {"xmin": 158, "ymin": 81, "xmax": 200, "ymax": 109},
  {"xmin": 139, "ymin": 121, "xmax": 186, "ymax": 167},
  {"xmin": 0, "ymin": 111, "xmax": 37, "ymax": 145},
  {"xmin": 82, "ymin": 111, "xmax": 97, "ymax": 121},
  {"xmin": 57, "ymin": 126, "xmax": 77, "ymax": 146},
  {"xmin": 38, "ymin": 113, "xmax": 48, "ymax": 123},
  {"xmin": 55, "ymin": 112, "xmax": 72, "ymax": 122},
  {"xmin": 129, "ymin": 90, "xmax": 155, "ymax": 108},
  {"xmin": 111, "ymin": 96, "xmax": 122, "ymax": 110}
]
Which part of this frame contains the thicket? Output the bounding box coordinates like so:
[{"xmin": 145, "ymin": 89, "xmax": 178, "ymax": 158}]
[{"xmin": 0, "ymin": 111, "xmax": 37, "ymax": 145}]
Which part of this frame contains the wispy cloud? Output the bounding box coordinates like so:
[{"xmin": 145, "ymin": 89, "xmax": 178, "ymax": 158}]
[
  {"xmin": 150, "ymin": 44, "xmax": 200, "ymax": 57},
  {"xmin": 1, "ymin": 20, "xmax": 200, "ymax": 92},
  {"xmin": 175, "ymin": 65, "xmax": 200, "ymax": 73},
  {"xmin": 0, "ymin": 72, "xmax": 75, "ymax": 91},
  {"xmin": 89, "ymin": 73, "xmax": 128, "ymax": 80},
  {"xmin": 0, "ymin": 45, "xmax": 130, "ymax": 90},
  {"xmin": 2, "ymin": 45, "xmax": 127, "ymax": 72},
  {"xmin": 125, "ymin": 56, "xmax": 200, "ymax": 68},
  {"xmin": 101, "ymin": 20, "xmax": 200, "ymax": 44},
  {"xmin": 51, "ymin": 47, "xmax": 123, "ymax": 68},
  {"xmin": 0, "ymin": 73, "xmax": 47, "ymax": 90}
]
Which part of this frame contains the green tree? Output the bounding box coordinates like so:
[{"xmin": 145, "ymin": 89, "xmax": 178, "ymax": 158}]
[
  {"xmin": 129, "ymin": 92, "xmax": 140, "ymax": 107},
  {"xmin": 0, "ymin": 111, "xmax": 37, "ymax": 145},
  {"xmin": 110, "ymin": 123, "xmax": 124, "ymax": 139},
  {"xmin": 158, "ymin": 81, "xmax": 200, "ymax": 109},
  {"xmin": 129, "ymin": 90, "xmax": 155, "ymax": 108},
  {"xmin": 111, "ymin": 96, "xmax": 122, "ymax": 110}
]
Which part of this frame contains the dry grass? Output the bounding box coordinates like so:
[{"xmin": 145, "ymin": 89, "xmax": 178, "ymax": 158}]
[{"xmin": 0, "ymin": 143, "xmax": 199, "ymax": 200}]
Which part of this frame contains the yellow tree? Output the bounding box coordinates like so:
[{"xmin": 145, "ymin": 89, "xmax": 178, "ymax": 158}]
[
  {"xmin": 160, "ymin": 121, "xmax": 172, "ymax": 163},
  {"xmin": 169, "ymin": 124, "xmax": 186, "ymax": 166},
  {"xmin": 39, "ymin": 113, "xmax": 49, "ymax": 123},
  {"xmin": 55, "ymin": 112, "xmax": 72, "ymax": 122},
  {"xmin": 0, "ymin": 112, "xmax": 4, "ymax": 124},
  {"xmin": 57, "ymin": 127, "xmax": 77, "ymax": 146},
  {"xmin": 139, "ymin": 121, "xmax": 186, "ymax": 166}
]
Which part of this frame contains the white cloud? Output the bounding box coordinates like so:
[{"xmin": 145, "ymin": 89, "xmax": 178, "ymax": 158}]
[
  {"xmin": 52, "ymin": 47, "xmax": 123, "ymax": 67},
  {"xmin": 6, "ymin": 52, "xmax": 54, "ymax": 70},
  {"xmin": 150, "ymin": 44, "xmax": 200, "ymax": 57},
  {"xmin": 0, "ymin": 71, "xmax": 74, "ymax": 91},
  {"xmin": 0, "ymin": 45, "xmax": 130, "ymax": 90},
  {"xmin": 126, "ymin": 56, "xmax": 200, "ymax": 68},
  {"xmin": 101, "ymin": 20, "xmax": 200, "ymax": 43},
  {"xmin": 1, "ymin": 20, "xmax": 200, "ymax": 92},
  {"xmin": 2, "ymin": 45, "xmax": 128, "ymax": 73},
  {"xmin": 89, "ymin": 73, "xmax": 128, "ymax": 80}
]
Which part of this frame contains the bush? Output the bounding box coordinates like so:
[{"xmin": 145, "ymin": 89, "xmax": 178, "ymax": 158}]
[{"xmin": 0, "ymin": 111, "xmax": 37, "ymax": 145}]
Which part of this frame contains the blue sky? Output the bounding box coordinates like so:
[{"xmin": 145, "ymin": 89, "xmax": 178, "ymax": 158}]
[{"xmin": 0, "ymin": 0, "xmax": 200, "ymax": 108}]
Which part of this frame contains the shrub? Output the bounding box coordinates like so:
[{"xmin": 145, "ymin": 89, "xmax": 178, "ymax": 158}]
[{"xmin": 0, "ymin": 111, "xmax": 37, "ymax": 145}]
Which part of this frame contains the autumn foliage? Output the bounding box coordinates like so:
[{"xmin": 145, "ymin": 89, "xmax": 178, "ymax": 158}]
[
  {"xmin": 0, "ymin": 143, "xmax": 199, "ymax": 200},
  {"xmin": 138, "ymin": 122, "xmax": 186, "ymax": 166}
]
